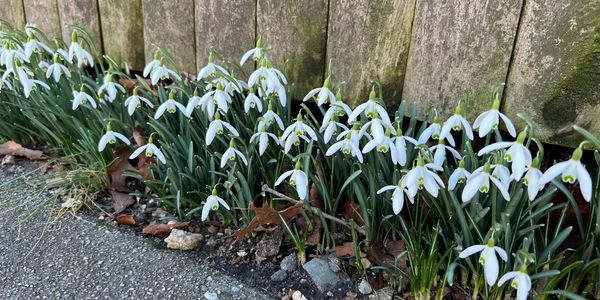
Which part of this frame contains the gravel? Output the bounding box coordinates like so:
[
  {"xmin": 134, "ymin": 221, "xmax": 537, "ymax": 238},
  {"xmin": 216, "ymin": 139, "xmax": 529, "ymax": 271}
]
[{"xmin": 0, "ymin": 162, "xmax": 274, "ymax": 299}]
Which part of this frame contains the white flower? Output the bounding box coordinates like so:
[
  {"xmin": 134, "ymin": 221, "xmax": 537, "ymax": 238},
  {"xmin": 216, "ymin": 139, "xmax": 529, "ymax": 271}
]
[
  {"xmin": 98, "ymin": 126, "xmax": 130, "ymax": 151},
  {"xmin": 280, "ymin": 114, "xmax": 318, "ymax": 152},
  {"xmin": 250, "ymin": 126, "xmax": 279, "ymax": 156},
  {"xmin": 430, "ymin": 138, "xmax": 462, "ymax": 168},
  {"xmin": 391, "ymin": 130, "xmax": 418, "ymax": 166},
  {"xmin": 275, "ymin": 161, "xmax": 309, "ymax": 200},
  {"xmin": 56, "ymin": 48, "xmax": 72, "ymax": 64},
  {"xmin": 539, "ymin": 146, "xmax": 592, "ymax": 201},
  {"xmin": 195, "ymin": 83, "xmax": 231, "ymax": 118},
  {"xmin": 337, "ymin": 124, "xmax": 368, "ymax": 148},
  {"xmin": 197, "ymin": 53, "xmax": 230, "ymax": 80},
  {"xmin": 358, "ymin": 116, "xmax": 395, "ymax": 144},
  {"xmin": 201, "ymin": 187, "xmax": 231, "ymax": 221},
  {"xmin": 240, "ymin": 37, "xmax": 263, "ymax": 65},
  {"xmin": 477, "ymin": 131, "xmax": 532, "ymax": 181},
  {"xmin": 68, "ymin": 32, "xmax": 94, "ymax": 68},
  {"xmin": 143, "ymin": 51, "xmax": 160, "ymax": 77},
  {"xmin": 321, "ymin": 100, "xmax": 352, "ymax": 130},
  {"xmin": 124, "ymin": 89, "xmax": 153, "ymax": 116},
  {"xmin": 16, "ymin": 66, "xmax": 49, "ymax": 98},
  {"xmin": 473, "ymin": 96, "xmax": 516, "ymax": 138},
  {"xmin": 459, "ymin": 239, "xmax": 508, "ymax": 286},
  {"xmin": 402, "ymin": 155, "xmax": 445, "ymax": 198},
  {"xmin": 377, "ymin": 178, "xmax": 413, "ymax": 214},
  {"xmin": 348, "ymin": 88, "xmax": 391, "ymax": 125},
  {"xmin": 448, "ymin": 161, "xmax": 471, "ymax": 190},
  {"xmin": 220, "ymin": 140, "xmax": 248, "ymax": 168},
  {"xmin": 206, "ymin": 112, "xmax": 239, "ymax": 145},
  {"xmin": 184, "ymin": 88, "xmax": 203, "ymax": 117},
  {"xmin": 98, "ymin": 75, "xmax": 125, "ymax": 102},
  {"xmin": 418, "ymin": 112, "xmax": 455, "ymax": 145},
  {"xmin": 129, "ymin": 139, "xmax": 166, "ymax": 164},
  {"xmin": 440, "ymin": 105, "xmax": 474, "ymax": 141},
  {"xmin": 320, "ymin": 115, "xmax": 348, "ymax": 144},
  {"xmin": 244, "ymin": 88, "xmax": 263, "ymax": 112},
  {"xmin": 23, "ymin": 35, "xmax": 51, "ymax": 59},
  {"xmin": 154, "ymin": 92, "xmax": 186, "ymax": 119},
  {"xmin": 258, "ymin": 103, "xmax": 285, "ymax": 130},
  {"xmin": 326, "ymin": 133, "xmax": 364, "ymax": 163},
  {"xmin": 523, "ymin": 159, "xmax": 544, "ymax": 201},
  {"xmin": 303, "ymin": 75, "xmax": 336, "ymax": 106},
  {"xmin": 249, "ymin": 59, "xmax": 287, "ymax": 107},
  {"xmin": 462, "ymin": 162, "xmax": 510, "ymax": 202},
  {"xmin": 150, "ymin": 61, "xmax": 181, "ymax": 85},
  {"xmin": 72, "ymin": 88, "xmax": 97, "ymax": 110},
  {"xmin": 362, "ymin": 129, "xmax": 399, "ymax": 163},
  {"xmin": 0, "ymin": 47, "xmax": 28, "ymax": 72},
  {"xmin": 45, "ymin": 55, "xmax": 71, "ymax": 82},
  {"xmin": 498, "ymin": 266, "xmax": 532, "ymax": 300}
]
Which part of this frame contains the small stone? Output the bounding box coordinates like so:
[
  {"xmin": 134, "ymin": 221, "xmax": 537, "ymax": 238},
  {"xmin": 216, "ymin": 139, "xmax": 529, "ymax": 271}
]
[
  {"xmin": 280, "ymin": 253, "xmax": 298, "ymax": 272},
  {"xmin": 326, "ymin": 291, "xmax": 333, "ymax": 297},
  {"xmin": 303, "ymin": 258, "xmax": 341, "ymax": 293},
  {"xmin": 224, "ymin": 228, "xmax": 233, "ymax": 236},
  {"xmin": 300, "ymin": 278, "xmax": 307, "ymax": 284},
  {"xmin": 204, "ymin": 291, "xmax": 218, "ymax": 300},
  {"xmin": 291, "ymin": 290, "xmax": 307, "ymax": 300},
  {"xmin": 358, "ymin": 278, "xmax": 372, "ymax": 295},
  {"xmin": 370, "ymin": 287, "xmax": 394, "ymax": 300},
  {"xmin": 327, "ymin": 257, "xmax": 341, "ymax": 273},
  {"xmin": 207, "ymin": 225, "xmax": 219, "ymax": 234},
  {"xmin": 206, "ymin": 237, "xmax": 217, "ymax": 247},
  {"xmin": 270, "ymin": 269, "xmax": 287, "ymax": 282},
  {"xmin": 1, "ymin": 155, "xmax": 15, "ymax": 165},
  {"xmin": 164, "ymin": 229, "xmax": 204, "ymax": 250}
]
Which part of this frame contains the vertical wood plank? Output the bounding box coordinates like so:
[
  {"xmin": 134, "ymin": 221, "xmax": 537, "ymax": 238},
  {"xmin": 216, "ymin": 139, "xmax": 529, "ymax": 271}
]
[
  {"xmin": 23, "ymin": 0, "xmax": 61, "ymax": 39},
  {"xmin": 402, "ymin": 0, "xmax": 522, "ymax": 121},
  {"xmin": 257, "ymin": 0, "xmax": 329, "ymax": 97},
  {"xmin": 57, "ymin": 0, "xmax": 102, "ymax": 50},
  {"xmin": 195, "ymin": 0, "xmax": 255, "ymax": 75},
  {"xmin": 141, "ymin": 0, "xmax": 196, "ymax": 74},
  {"xmin": 0, "ymin": 0, "xmax": 26, "ymax": 30},
  {"xmin": 326, "ymin": 0, "xmax": 416, "ymax": 107},
  {"xmin": 98, "ymin": 0, "xmax": 145, "ymax": 70},
  {"xmin": 504, "ymin": 0, "xmax": 600, "ymax": 147}
]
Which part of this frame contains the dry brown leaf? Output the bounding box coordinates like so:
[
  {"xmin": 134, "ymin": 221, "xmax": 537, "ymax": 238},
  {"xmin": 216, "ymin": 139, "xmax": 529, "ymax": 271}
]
[
  {"xmin": 309, "ymin": 183, "xmax": 323, "ymax": 210},
  {"xmin": 339, "ymin": 202, "xmax": 364, "ymax": 226},
  {"xmin": 111, "ymin": 190, "xmax": 135, "ymax": 214},
  {"xmin": 385, "ymin": 239, "xmax": 405, "ymax": 257},
  {"xmin": 305, "ymin": 215, "xmax": 321, "ymax": 246},
  {"xmin": 333, "ymin": 242, "xmax": 366, "ymax": 258},
  {"xmin": 142, "ymin": 221, "xmax": 190, "ymax": 235},
  {"xmin": 233, "ymin": 202, "xmax": 303, "ymax": 240},
  {"xmin": 0, "ymin": 141, "xmax": 44, "ymax": 160},
  {"xmin": 115, "ymin": 214, "xmax": 136, "ymax": 225}
]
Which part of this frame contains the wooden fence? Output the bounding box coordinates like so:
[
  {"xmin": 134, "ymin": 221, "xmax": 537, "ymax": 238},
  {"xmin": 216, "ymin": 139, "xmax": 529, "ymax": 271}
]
[{"xmin": 0, "ymin": 0, "xmax": 598, "ymax": 147}]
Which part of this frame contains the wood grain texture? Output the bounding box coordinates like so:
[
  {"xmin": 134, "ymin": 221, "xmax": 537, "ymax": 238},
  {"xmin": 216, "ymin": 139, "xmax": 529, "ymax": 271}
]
[
  {"xmin": 504, "ymin": 0, "xmax": 600, "ymax": 146},
  {"xmin": 326, "ymin": 0, "xmax": 416, "ymax": 108},
  {"xmin": 58, "ymin": 0, "xmax": 102, "ymax": 50},
  {"xmin": 0, "ymin": 0, "xmax": 26, "ymax": 30},
  {"xmin": 402, "ymin": 0, "xmax": 522, "ymax": 121},
  {"xmin": 98, "ymin": 0, "xmax": 145, "ymax": 70},
  {"xmin": 142, "ymin": 0, "xmax": 196, "ymax": 74},
  {"xmin": 195, "ymin": 0, "xmax": 255, "ymax": 75},
  {"xmin": 23, "ymin": 0, "xmax": 61, "ymax": 39},
  {"xmin": 257, "ymin": 0, "xmax": 329, "ymax": 98}
]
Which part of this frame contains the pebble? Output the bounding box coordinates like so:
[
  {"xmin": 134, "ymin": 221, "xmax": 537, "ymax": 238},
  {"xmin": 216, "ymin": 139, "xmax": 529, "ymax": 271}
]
[
  {"xmin": 206, "ymin": 237, "xmax": 217, "ymax": 247},
  {"xmin": 269, "ymin": 269, "xmax": 287, "ymax": 282},
  {"xmin": 203, "ymin": 291, "xmax": 218, "ymax": 300},
  {"xmin": 164, "ymin": 229, "xmax": 204, "ymax": 250},
  {"xmin": 302, "ymin": 258, "xmax": 341, "ymax": 293},
  {"xmin": 328, "ymin": 257, "xmax": 341, "ymax": 273},
  {"xmin": 207, "ymin": 226, "xmax": 219, "ymax": 234},
  {"xmin": 280, "ymin": 253, "xmax": 298, "ymax": 272},
  {"xmin": 358, "ymin": 278, "xmax": 372, "ymax": 295}
]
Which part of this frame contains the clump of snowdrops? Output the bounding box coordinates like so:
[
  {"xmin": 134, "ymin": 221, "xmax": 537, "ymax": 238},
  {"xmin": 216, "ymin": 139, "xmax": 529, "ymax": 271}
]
[{"xmin": 0, "ymin": 23, "xmax": 598, "ymax": 299}]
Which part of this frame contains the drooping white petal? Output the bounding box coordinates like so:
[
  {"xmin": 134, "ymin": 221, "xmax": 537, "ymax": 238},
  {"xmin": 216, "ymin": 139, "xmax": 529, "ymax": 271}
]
[
  {"xmin": 483, "ymin": 248, "xmax": 500, "ymax": 285},
  {"xmin": 576, "ymin": 162, "xmax": 592, "ymax": 201},
  {"xmin": 458, "ymin": 244, "xmax": 486, "ymax": 258}
]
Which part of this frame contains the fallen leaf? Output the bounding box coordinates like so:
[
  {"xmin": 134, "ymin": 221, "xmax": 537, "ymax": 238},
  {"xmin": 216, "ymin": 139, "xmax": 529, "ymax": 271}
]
[
  {"xmin": 309, "ymin": 183, "xmax": 323, "ymax": 210},
  {"xmin": 339, "ymin": 202, "xmax": 364, "ymax": 226},
  {"xmin": 305, "ymin": 215, "xmax": 321, "ymax": 246},
  {"xmin": 142, "ymin": 221, "xmax": 190, "ymax": 235},
  {"xmin": 115, "ymin": 214, "xmax": 136, "ymax": 225},
  {"xmin": 107, "ymin": 144, "xmax": 151, "ymax": 192},
  {"xmin": 233, "ymin": 202, "xmax": 303, "ymax": 240},
  {"xmin": 111, "ymin": 190, "xmax": 135, "ymax": 214},
  {"xmin": 0, "ymin": 141, "xmax": 44, "ymax": 160},
  {"xmin": 255, "ymin": 228, "xmax": 283, "ymax": 264},
  {"xmin": 333, "ymin": 242, "xmax": 366, "ymax": 258},
  {"xmin": 384, "ymin": 239, "xmax": 405, "ymax": 257}
]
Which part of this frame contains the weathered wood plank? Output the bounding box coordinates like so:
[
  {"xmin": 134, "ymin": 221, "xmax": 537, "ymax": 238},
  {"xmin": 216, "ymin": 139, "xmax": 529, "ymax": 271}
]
[
  {"xmin": 98, "ymin": 0, "xmax": 145, "ymax": 70},
  {"xmin": 257, "ymin": 0, "xmax": 328, "ymax": 98},
  {"xmin": 22, "ymin": 0, "xmax": 61, "ymax": 39},
  {"xmin": 141, "ymin": 0, "xmax": 196, "ymax": 74},
  {"xmin": 326, "ymin": 0, "xmax": 416, "ymax": 108},
  {"xmin": 57, "ymin": 0, "xmax": 102, "ymax": 51},
  {"xmin": 0, "ymin": 0, "xmax": 26, "ymax": 30},
  {"xmin": 195, "ymin": 0, "xmax": 255, "ymax": 75},
  {"xmin": 504, "ymin": 0, "xmax": 600, "ymax": 147},
  {"xmin": 402, "ymin": 0, "xmax": 522, "ymax": 121}
]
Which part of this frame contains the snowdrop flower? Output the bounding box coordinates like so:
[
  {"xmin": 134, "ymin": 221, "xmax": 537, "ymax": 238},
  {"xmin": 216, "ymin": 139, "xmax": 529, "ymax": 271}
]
[
  {"xmin": 377, "ymin": 178, "xmax": 413, "ymax": 214},
  {"xmin": 154, "ymin": 91, "xmax": 186, "ymax": 119},
  {"xmin": 418, "ymin": 112, "xmax": 456, "ymax": 146},
  {"xmin": 348, "ymin": 87, "xmax": 391, "ymax": 125},
  {"xmin": 1, "ymin": 45, "xmax": 28, "ymax": 71},
  {"xmin": 358, "ymin": 113, "xmax": 395, "ymax": 144},
  {"xmin": 239, "ymin": 36, "xmax": 263, "ymax": 66},
  {"xmin": 220, "ymin": 139, "xmax": 248, "ymax": 168},
  {"xmin": 98, "ymin": 75, "xmax": 125, "ymax": 102},
  {"xmin": 303, "ymin": 74, "xmax": 336, "ymax": 106},
  {"xmin": 440, "ymin": 105, "xmax": 474, "ymax": 142},
  {"xmin": 275, "ymin": 161, "xmax": 309, "ymax": 200},
  {"xmin": 45, "ymin": 54, "xmax": 71, "ymax": 82},
  {"xmin": 459, "ymin": 238, "xmax": 508, "ymax": 286},
  {"xmin": 498, "ymin": 265, "xmax": 532, "ymax": 300},
  {"xmin": 249, "ymin": 59, "xmax": 287, "ymax": 107},
  {"xmin": 201, "ymin": 187, "xmax": 230, "ymax": 221},
  {"xmin": 523, "ymin": 156, "xmax": 544, "ymax": 201},
  {"xmin": 143, "ymin": 51, "xmax": 161, "ymax": 77},
  {"xmin": 68, "ymin": 32, "xmax": 94, "ymax": 68},
  {"xmin": 280, "ymin": 113, "xmax": 318, "ymax": 150},
  {"xmin": 72, "ymin": 86, "xmax": 97, "ymax": 110},
  {"xmin": 206, "ymin": 112, "xmax": 239, "ymax": 145},
  {"xmin": 320, "ymin": 115, "xmax": 348, "ymax": 144},
  {"xmin": 184, "ymin": 88, "xmax": 203, "ymax": 117},
  {"xmin": 195, "ymin": 82, "xmax": 231, "ymax": 118},
  {"xmin": 391, "ymin": 128, "xmax": 418, "ymax": 166},
  {"xmin": 430, "ymin": 138, "xmax": 462, "ymax": 168},
  {"xmin": 462, "ymin": 161, "xmax": 510, "ymax": 202},
  {"xmin": 23, "ymin": 32, "xmax": 51, "ymax": 59},
  {"xmin": 250, "ymin": 125, "xmax": 278, "ymax": 156},
  {"xmin": 402, "ymin": 155, "xmax": 445, "ymax": 198},
  {"xmin": 362, "ymin": 129, "xmax": 400, "ymax": 163},
  {"xmin": 539, "ymin": 143, "xmax": 593, "ymax": 201},
  {"xmin": 258, "ymin": 102, "xmax": 285, "ymax": 131},
  {"xmin": 98, "ymin": 123, "xmax": 130, "ymax": 151},
  {"xmin": 197, "ymin": 52, "xmax": 229, "ymax": 80},
  {"xmin": 478, "ymin": 129, "xmax": 532, "ymax": 181},
  {"xmin": 56, "ymin": 47, "xmax": 72, "ymax": 64},
  {"xmin": 321, "ymin": 100, "xmax": 352, "ymax": 131},
  {"xmin": 474, "ymin": 96, "xmax": 516, "ymax": 137},
  {"xmin": 326, "ymin": 133, "xmax": 363, "ymax": 162},
  {"xmin": 150, "ymin": 60, "xmax": 181, "ymax": 85},
  {"xmin": 129, "ymin": 135, "xmax": 166, "ymax": 164},
  {"xmin": 448, "ymin": 159, "xmax": 471, "ymax": 190},
  {"xmin": 124, "ymin": 87, "xmax": 153, "ymax": 115},
  {"xmin": 244, "ymin": 88, "xmax": 263, "ymax": 112},
  {"xmin": 16, "ymin": 66, "xmax": 49, "ymax": 98},
  {"xmin": 337, "ymin": 123, "xmax": 368, "ymax": 147}
]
